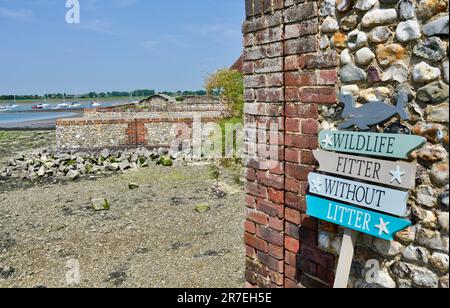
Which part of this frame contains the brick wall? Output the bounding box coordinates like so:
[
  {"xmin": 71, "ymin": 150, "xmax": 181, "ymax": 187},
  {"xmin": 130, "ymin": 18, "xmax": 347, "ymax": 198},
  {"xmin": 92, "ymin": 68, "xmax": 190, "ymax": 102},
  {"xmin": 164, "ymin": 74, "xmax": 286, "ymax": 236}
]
[
  {"xmin": 243, "ymin": 0, "xmax": 339, "ymax": 288},
  {"xmin": 56, "ymin": 116, "xmax": 221, "ymax": 151}
]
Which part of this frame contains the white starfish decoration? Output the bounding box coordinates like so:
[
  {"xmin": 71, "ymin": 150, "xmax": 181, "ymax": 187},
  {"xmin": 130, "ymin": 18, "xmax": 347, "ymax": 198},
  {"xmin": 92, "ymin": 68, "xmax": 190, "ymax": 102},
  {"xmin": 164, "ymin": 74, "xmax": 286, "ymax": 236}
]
[
  {"xmin": 390, "ymin": 166, "xmax": 406, "ymax": 184},
  {"xmin": 321, "ymin": 134, "xmax": 334, "ymax": 148},
  {"xmin": 310, "ymin": 176, "xmax": 323, "ymax": 193},
  {"xmin": 375, "ymin": 218, "xmax": 390, "ymax": 236}
]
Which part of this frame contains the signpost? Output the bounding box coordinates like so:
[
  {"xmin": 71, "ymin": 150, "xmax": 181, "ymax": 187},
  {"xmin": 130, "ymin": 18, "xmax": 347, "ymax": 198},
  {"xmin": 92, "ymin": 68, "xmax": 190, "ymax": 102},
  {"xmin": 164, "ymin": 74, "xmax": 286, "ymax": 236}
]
[
  {"xmin": 306, "ymin": 128, "xmax": 424, "ymax": 288},
  {"xmin": 306, "ymin": 195, "xmax": 412, "ymax": 241},
  {"xmin": 319, "ymin": 130, "xmax": 426, "ymax": 159},
  {"xmin": 308, "ymin": 172, "xmax": 409, "ymax": 217},
  {"xmin": 313, "ymin": 150, "xmax": 417, "ymax": 190}
]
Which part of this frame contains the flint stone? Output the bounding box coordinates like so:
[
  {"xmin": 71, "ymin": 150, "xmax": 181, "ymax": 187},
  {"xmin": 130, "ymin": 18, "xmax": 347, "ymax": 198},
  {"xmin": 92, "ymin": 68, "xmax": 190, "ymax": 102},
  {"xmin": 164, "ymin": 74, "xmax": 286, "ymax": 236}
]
[
  {"xmin": 417, "ymin": 227, "xmax": 449, "ymax": 252},
  {"xmin": 66, "ymin": 169, "xmax": 79, "ymax": 180},
  {"xmin": 337, "ymin": 0, "xmax": 354, "ymax": 13},
  {"xmin": 411, "ymin": 266, "xmax": 440, "ymax": 288},
  {"xmin": 443, "ymin": 61, "xmax": 449, "ymax": 84},
  {"xmin": 347, "ymin": 29, "xmax": 368, "ymax": 51},
  {"xmin": 340, "ymin": 12, "xmax": 359, "ymax": 31},
  {"xmin": 430, "ymin": 162, "xmax": 449, "ymax": 187},
  {"xmin": 398, "ymin": 0, "xmax": 416, "ymax": 20},
  {"xmin": 361, "ymin": 9, "xmax": 398, "ymax": 27},
  {"xmin": 396, "ymin": 20, "xmax": 422, "ymax": 42},
  {"xmin": 416, "ymin": 185, "xmax": 437, "ymax": 207},
  {"xmin": 320, "ymin": 0, "xmax": 336, "ymax": 16},
  {"xmin": 340, "ymin": 49, "xmax": 354, "ymax": 65},
  {"xmin": 341, "ymin": 63, "xmax": 368, "ymax": 82},
  {"xmin": 431, "ymin": 253, "xmax": 449, "ymax": 274},
  {"xmin": 322, "ymin": 16, "xmax": 339, "ymax": 33},
  {"xmin": 376, "ymin": 44, "xmax": 406, "ymax": 67},
  {"xmin": 354, "ymin": 0, "xmax": 378, "ymax": 11},
  {"xmin": 417, "ymin": 81, "xmax": 449, "ymax": 103},
  {"xmin": 368, "ymin": 26, "xmax": 392, "ymax": 43},
  {"xmin": 355, "ymin": 47, "xmax": 375, "ymax": 66},
  {"xmin": 423, "ymin": 16, "xmax": 449, "ymax": 36},
  {"xmin": 413, "ymin": 62, "xmax": 442, "ymax": 83},
  {"xmin": 341, "ymin": 84, "xmax": 360, "ymax": 96},
  {"xmin": 413, "ymin": 37, "xmax": 447, "ymax": 62},
  {"xmin": 402, "ymin": 245, "xmax": 430, "ymax": 265},
  {"xmin": 427, "ymin": 103, "xmax": 449, "ymax": 123},
  {"xmin": 440, "ymin": 275, "xmax": 449, "ymax": 288},
  {"xmin": 373, "ymin": 239, "xmax": 404, "ymax": 257},
  {"xmin": 382, "ymin": 63, "xmax": 409, "ymax": 83},
  {"xmin": 367, "ymin": 65, "xmax": 383, "ymax": 83}
]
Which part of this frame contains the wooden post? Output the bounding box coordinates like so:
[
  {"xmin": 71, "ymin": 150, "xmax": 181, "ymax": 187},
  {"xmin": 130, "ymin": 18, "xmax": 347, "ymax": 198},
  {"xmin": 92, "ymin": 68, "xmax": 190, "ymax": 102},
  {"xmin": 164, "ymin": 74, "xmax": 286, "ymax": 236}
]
[{"xmin": 333, "ymin": 229, "xmax": 359, "ymax": 288}]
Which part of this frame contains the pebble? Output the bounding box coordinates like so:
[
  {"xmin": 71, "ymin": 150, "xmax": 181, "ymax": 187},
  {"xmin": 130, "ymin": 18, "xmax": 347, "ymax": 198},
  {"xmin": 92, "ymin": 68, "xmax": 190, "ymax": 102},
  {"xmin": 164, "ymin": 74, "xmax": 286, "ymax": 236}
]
[
  {"xmin": 382, "ymin": 63, "xmax": 409, "ymax": 83},
  {"xmin": 410, "ymin": 266, "xmax": 440, "ymax": 288},
  {"xmin": 413, "ymin": 62, "xmax": 442, "ymax": 83},
  {"xmin": 341, "ymin": 63, "xmax": 368, "ymax": 82},
  {"xmin": 417, "ymin": 227, "xmax": 449, "ymax": 253},
  {"xmin": 355, "ymin": 47, "xmax": 375, "ymax": 66},
  {"xmin": 91, "ymin": 198, "xmax": 110, "ymax": 211},
  {"xmin": 430, "ymin": 162, "xmax": 450, "ymax": 187},
  {"xmin": 443, "ymin": 61, "xmax": 449, "ymax": 84},
  {"xmin": 368, "ymin": 26, "xmax": 392, "ymax": 43},
  {"xmin": 373, "ymin": 239, "xmax": 404, "ymax": 257},
  {"xmin": 341, "ymin": 84, "xmax": 360, "ymax": 96},
  {"xmin": 340, "ymin": 49, "xmax": 353, "ymax": 65},
  {"xmin": 354, "ymin": 0, "xmax": 378, "ymax": 11},
  {"xmin": 347, "ymin": 29, "xmax": 368, "ymax": 51},
  {"xmin": 398, "ymin": 0, "xmax": 416, "ymax": 20},
  {"xmin": 376, "ymin": 44, "xmax": 406, "ymax": 67},
  {"xmin": 320, "ymin": 0, "xmax": 336, "ymax": 16},
  {"xmin": 438, "ymin": 212, "xmax": 449, "ymax": 233},
  {"xmin": 402, "ymin": 245, "xmax": 430, "ymax": 265},
  {"xmin": 340, "ymin": 12, "xmax": 359, "ymax": 31},
  {"xmin": 336, "ymin": 0, "xmax": 354, "ymax": 13},
  {"xmin": 423, "ymin": 15, "xmax": 449, "ymax": 36},
  {"xmin": 319, "ymin": 35, "xmax": 330, "ymax": 49},
  {"xmin": 360, "ymin": 87, "xmax": 391, "ymax": 102},
  {"xmin": 367, "ymin": 65, "xmax": 383, "ymax": 83},
  {"xmin": 396, "ymin": 19, "xmax": 422, "ymax": 42},
  {"xmin": 331, "ymin": 32, "xmax": 347, "ymax": 49},
  {"xmin": 417, "ymin": 81, "xmax": 449, "ymax": 103},
  {"xmin": 430, "ymin": 253, "xmax": 449, "ymax": 274},
  {"xmin": 427, "ymin": 103, "xmax": 449, "ymax": 123},
  {"xmin": 321, "ymin": 16, "xmax": 339, "ymax": 33},
  {"xmin": 416, "ymin": 185, "xmax": 437, "ymax": 207},
  {"xmin": 361, "ymin": 9, "xmax": 398, "ymax": 28},
  {"xmin": 413, "ymin": 37, "xmax": 447, "ymax": 62},
  {"xmin": 440, "ymin": 275, "xmax": 449, "ymax": 288}
]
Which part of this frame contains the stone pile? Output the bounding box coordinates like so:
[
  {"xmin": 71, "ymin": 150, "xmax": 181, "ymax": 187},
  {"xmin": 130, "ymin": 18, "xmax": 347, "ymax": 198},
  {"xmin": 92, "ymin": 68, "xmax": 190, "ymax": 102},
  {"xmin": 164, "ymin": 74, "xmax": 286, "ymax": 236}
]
[{"xmin": 0, "ymin": 147, "xmax": 175, "ymax": 181}]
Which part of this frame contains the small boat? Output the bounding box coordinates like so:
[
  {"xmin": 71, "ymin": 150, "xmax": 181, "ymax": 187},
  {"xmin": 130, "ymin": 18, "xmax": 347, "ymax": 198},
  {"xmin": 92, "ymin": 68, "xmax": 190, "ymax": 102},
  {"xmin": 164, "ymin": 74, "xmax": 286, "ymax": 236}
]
[
  {"xmin": 56, "ymin": 103, "xmax": 69, "ymax": 108},
  {"xmin": 69, "ymin": 102, "xmax": 81, "ymax": 108},
  {"xmin": 91, "ymin": 101, "xmax": 102, "ymax": 107},
  {"xmin": 0, "ymin": 106, "xmax": 7, "ymax": 111},
  {"xmin": 6, "ymin": 104, "xmax": 19, "ymax": 109},
  {"xmin": 32, "ymin": 103, "xmax": 49, "ymax": 109}
]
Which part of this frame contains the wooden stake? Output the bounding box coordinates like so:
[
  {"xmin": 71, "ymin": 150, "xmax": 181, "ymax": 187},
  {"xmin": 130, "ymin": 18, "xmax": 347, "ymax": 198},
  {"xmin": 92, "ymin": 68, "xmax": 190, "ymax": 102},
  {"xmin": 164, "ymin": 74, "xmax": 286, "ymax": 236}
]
[{"xmin": 333, "ymin": 229, "xmax": 359, "ymax": 288}]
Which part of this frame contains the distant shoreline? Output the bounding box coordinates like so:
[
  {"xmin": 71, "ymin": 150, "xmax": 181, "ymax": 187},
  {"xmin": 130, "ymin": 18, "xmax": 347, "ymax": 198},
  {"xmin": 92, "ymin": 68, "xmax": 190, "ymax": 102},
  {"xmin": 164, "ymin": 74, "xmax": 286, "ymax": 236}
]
[{"xmin": 0, "ymin": 112, "xmax": 81, "ymax": 130}]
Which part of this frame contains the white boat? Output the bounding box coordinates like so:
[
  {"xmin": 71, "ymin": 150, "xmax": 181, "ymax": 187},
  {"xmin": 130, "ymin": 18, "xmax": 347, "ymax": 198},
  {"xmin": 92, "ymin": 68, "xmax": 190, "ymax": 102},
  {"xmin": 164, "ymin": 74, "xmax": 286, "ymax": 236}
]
[
  {"xmin": 91, "ymin": 102, "xmax": 102, "ymax": 107},
  {"xmin": 57, "ymin": 103, "xmax": 69, "ymax": 108},
  {"xmin": 0, "ymin": 106, "xmax": 7, "ymax": 111},
  {"xmin": 69, "ymin": 102, "xmax": 81, "ymax": 108}
]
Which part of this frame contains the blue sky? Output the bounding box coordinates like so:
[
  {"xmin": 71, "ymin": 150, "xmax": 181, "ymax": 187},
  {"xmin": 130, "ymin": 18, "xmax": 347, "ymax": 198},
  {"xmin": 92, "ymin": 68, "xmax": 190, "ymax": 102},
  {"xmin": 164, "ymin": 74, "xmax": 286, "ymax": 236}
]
[{"xmin": 0, "ymin": 0, "xmax": 244, "ymax": 95}]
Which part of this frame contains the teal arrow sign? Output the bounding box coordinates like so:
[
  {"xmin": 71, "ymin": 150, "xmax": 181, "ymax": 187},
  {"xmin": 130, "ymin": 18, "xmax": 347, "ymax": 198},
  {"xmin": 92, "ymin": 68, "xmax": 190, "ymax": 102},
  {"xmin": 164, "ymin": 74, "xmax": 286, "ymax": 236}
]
[
  {"xmin": 318, "ymin": 130, "xmax": 426, "ymax": 159},
  {"xmin": 306, "ymin": 195, "xmax": 411, "ymax": 241}
]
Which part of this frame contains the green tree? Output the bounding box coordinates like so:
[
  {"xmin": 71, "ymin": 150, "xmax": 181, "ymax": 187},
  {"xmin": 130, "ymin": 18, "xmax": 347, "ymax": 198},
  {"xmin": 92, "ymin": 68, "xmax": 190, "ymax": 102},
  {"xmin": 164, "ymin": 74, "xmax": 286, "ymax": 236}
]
[{"xmin": 205, "ymin": 69, "xmax": 244, "ymax": 118}]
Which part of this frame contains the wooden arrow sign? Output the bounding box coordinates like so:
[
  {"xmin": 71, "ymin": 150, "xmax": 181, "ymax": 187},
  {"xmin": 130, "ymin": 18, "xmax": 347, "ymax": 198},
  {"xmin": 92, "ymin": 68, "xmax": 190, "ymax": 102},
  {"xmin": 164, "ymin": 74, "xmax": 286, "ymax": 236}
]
[
  {"xmin": 308, "ymin": 172, "xmax": 409, "ymax": 217},
  {"xmin": 318, "ymin": 130, "xmax": 426, "ymax": 159},
  {"xmin": 306, "ymin": 195, "xmax": 412, "ymax": 241},
  {"xmin": 313, "ymin": 150, "xmax": 417, "ymax": 190}
]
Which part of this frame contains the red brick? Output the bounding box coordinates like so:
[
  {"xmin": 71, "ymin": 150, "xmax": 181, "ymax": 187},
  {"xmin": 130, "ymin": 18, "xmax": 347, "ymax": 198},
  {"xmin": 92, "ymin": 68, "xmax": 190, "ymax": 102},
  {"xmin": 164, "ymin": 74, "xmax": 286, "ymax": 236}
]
[
  {"xmin": 285, "ymin": 250, "xmax": 297, "ymax": 267},
  {"xmin": 285, "ymin": 278, "xmax": 300, "ymax": 288},
  {"xmin": 285, "ymin": 192, "xmax": 303, "ymax": 209},
  {"xmin": 268, "ymin": 243, "xmax": 284, "ymax": 260},
  {"xmin": 245, "ymin": 220, "xmax": 256, "ymax": 234},
  {"xmin": 300, "ymin": 87, "xmax": 337, "ymax": 104},
  {"xmin": 269, "ymin": 216, "xmax": 284, "ymax": 232},
  {"xmin": 300, "ymin": 244, "xmax": 335, "ymax": 270},
  {"xmin": 286, "ymin": 163, "xmax": 312, "ymax": 181},
  {"xmin": 257, "ymin": 225, "xmax": 284, "ymax": 246},
  {"xmin": 245, "ymin": 232, "xmax": 268, "ymax": 253},
  {"xmin": 285, "ymin": 148, "xmax": 300, "ymax": 164},
  {"xmin": 285, "ymin": 118, "xmax": 301, "ymax": 133},
  {"xmin": 285, "ymin": 88, "xmax": 300, "ymax": 101},
  {"xmin": 300, "ymin": 150, "xmax": 317, "ymax": 165},
  {"xmin": 268, "ymin": 188, "xmax": 284, "ymax": 205},
  {"xmin": 286, "ymin": 208, "xmax": 301, "ymax": 225},
  {"xmin": 245, "ymin": 195, "xmax": 257, "ymax": 209},
  {"xmin": 285, "ymin": 71, "xmax": 316, "ymax": 87},
  {"xmin": 285, "ymin": 177, "xmax": 300, "ymax": 193},
  {"xmin": 300, "ymin": 213, "xmax": 318, "ymax": 230},
  {"xmin": 247, "ymin": 208, "xmax": 269, "ymax": 225},
  {"xmin": 257, "ymin": 199, "xmax": 283, "ymax": 218},
  {"xmin": 285, "ymin": 134, "xmax": 317, "ymax": 149},
  {"xmin": 245, "ymin": 245, "xmax": 257, "ymax": 258},
  {"xmin": 285, "ymin": 265, "xmax": 297, "ymax": 281},
  {"xmin": 301, "ymin": 119, "xmax": 319, "ymax": 135},
  {"xmin": 246, "ymin": 182, "xmax": 268, "ymax": 198},
  {"xmin": 318, "ymin": 69, "xmax": 338, "ymax": 85},
  {"xmin": 284, "ymin": 55, "xmax": 299, "ymax": 71},
  {"xmin": 257, "ymin": 251, "xmax": 284, "ymax": 272},
  {"xmin": 285, "ymin": 236, "xmax": 300, "ymax": 253},
  {"xmin": 269, "ymin": 269, "xmax": 284, "ymax": 286},
  {"xmin": 257, "ymin": 171, "xmax": 284, "ymax": 190},
  {"xmin": 286, "ymin": 221, "xmax": 300, "ymax": 239}
]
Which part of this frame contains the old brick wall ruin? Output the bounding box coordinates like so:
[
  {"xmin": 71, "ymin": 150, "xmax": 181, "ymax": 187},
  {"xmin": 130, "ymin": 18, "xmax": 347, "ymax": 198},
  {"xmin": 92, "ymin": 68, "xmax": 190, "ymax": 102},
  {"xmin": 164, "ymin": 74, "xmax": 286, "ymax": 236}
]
[{"xmin": 243, "ymin": 0, "xmax": 448, "ymax": 288}]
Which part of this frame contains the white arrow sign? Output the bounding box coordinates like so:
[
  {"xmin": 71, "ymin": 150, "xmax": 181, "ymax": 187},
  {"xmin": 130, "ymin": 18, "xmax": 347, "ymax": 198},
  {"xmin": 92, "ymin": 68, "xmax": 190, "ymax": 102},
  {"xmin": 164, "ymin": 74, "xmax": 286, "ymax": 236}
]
[{"xmin": 308, "ymin": 172, "xmax": 409, "ymax": 217}]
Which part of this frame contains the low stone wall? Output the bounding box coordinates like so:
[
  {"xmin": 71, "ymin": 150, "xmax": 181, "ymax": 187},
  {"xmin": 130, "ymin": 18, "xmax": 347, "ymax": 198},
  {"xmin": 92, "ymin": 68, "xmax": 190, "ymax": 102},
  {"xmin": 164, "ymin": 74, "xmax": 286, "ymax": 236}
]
[{"xmin": 56, "ymin": 116, "xmax": 221, "ymax": 151}]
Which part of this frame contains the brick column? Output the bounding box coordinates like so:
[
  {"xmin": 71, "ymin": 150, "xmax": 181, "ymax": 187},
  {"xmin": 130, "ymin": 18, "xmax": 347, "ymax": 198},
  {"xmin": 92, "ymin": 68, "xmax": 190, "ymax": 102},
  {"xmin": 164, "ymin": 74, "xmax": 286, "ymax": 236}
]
[{"xmin": 243, "ymin": 0, "xmax": 339, "ymax": 288}]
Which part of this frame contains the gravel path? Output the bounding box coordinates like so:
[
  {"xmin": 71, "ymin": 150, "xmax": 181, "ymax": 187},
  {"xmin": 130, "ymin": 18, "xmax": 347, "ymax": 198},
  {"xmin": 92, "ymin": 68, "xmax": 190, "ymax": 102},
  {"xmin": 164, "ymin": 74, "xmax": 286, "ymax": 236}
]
[{"xmin": 0, "ymin": 163, "xmax": 246, "ymax": 288}]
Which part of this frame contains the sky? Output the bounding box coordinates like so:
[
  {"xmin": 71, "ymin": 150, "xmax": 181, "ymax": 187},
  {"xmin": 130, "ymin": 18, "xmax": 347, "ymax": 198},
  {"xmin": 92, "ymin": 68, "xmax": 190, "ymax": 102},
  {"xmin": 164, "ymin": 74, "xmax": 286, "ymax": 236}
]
[{"xmin": 0, "ymin": 0, "xmax": 245, "ymax": 95}]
